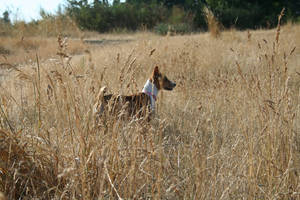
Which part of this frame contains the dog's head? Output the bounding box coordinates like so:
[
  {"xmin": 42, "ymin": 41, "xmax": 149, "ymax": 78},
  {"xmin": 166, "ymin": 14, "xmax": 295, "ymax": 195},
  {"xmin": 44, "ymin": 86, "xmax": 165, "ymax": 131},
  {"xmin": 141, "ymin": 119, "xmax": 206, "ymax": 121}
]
[{"xmin": 150, "ymin": 66, "xmax": 176, "ymax": 91}]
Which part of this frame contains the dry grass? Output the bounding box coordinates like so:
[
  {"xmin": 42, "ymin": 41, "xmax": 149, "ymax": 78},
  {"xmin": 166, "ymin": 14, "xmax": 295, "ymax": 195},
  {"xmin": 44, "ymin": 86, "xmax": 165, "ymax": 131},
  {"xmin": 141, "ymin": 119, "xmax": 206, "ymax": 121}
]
[
  {"xmin": 0, "ymin": 36, "xmax": 86, "ymax": 65},
  {"xmin": 0, "ymin": 21, "xmax": 300, "ymax": 199},
  {"xmin": 204, "ymin": 6, "xmax": 221, "ymax": 38},
  {"xmin": 0, "ymin": 15, "xmax": 81, "ymax": 38},
  {"xmin": 0, "ymin": 15, "xmax": 85, "ymax": 64}
]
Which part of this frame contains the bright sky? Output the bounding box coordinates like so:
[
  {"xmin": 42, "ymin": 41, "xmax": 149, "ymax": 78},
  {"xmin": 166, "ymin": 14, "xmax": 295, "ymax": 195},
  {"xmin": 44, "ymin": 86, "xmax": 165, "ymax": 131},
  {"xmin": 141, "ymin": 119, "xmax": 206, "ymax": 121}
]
[{"xmin": 0, "ymin": 0, "xmax": 68, "ymax": 22}]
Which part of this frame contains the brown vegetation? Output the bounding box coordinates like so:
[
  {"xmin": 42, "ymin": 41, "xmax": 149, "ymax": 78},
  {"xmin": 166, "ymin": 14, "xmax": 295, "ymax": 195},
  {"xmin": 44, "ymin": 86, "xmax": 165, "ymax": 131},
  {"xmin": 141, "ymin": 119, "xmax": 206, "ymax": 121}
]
[
  {"xmin": 0, "ymin": 21, "xmax": 299, "ymax": 199},
  {"xmin": 204, "ymin": 6, "xmax": 221, "ymax": 38}
]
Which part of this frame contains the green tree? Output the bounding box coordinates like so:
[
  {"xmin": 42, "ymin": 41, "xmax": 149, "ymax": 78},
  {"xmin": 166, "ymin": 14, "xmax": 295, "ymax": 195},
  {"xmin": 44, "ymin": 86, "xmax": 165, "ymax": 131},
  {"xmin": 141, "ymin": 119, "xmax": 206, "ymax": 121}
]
[
  {"xmin": 65, "ymin": 0, "xmax": 299, "ymax": 33},
  {"xmin": 3, "ymin": 11, "xmax": 10, "ymax": 24},
  {"xmin": 206, "ymin": 0, "xmax": 298, "ymax": 29}
]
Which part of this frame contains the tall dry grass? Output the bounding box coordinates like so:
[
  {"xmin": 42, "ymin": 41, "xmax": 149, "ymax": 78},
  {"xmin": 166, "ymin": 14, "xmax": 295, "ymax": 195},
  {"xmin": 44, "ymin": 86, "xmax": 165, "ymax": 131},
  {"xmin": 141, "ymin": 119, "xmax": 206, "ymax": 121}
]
[
  {"xmin": 204, "ymin": 6, "xmax": 221, "ymax": 38},
  {"xmin": 0, "ymin": 19, "xmax": 300, "ymax": 199},
  {"xmin": 0, "ymin": 36, "xmax": 86, "ymax": 65},
  {"xmin": 0, "ymin": 14, "xmax": 81, "ymax": 38},
  {"xmin": 0, "ymin": 15, "xmax": 85, "ymax": 64}
]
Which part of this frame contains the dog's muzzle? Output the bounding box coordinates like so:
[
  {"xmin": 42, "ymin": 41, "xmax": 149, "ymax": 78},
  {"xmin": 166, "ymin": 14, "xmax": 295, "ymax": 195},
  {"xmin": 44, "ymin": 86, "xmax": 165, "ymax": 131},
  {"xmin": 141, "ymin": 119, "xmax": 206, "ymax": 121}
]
[{"xmin": 165, "ymin": 81, "xmax": 176, "ymax": 90}]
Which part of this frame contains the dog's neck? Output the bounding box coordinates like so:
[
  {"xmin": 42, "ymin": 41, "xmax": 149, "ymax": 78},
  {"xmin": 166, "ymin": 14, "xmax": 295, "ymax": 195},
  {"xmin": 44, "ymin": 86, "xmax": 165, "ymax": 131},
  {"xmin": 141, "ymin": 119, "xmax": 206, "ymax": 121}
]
[{"xmin": 142, "ymin": 79, "xmax": 158, "ymax": 111}]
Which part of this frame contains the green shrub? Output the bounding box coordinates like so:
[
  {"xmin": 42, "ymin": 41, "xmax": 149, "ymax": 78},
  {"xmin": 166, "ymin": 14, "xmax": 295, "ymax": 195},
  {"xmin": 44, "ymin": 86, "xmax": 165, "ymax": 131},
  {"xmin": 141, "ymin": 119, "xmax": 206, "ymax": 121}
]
[
  {"xmin": 172, "ymin": 23, "xmax": 193, "ymax": 34},
  {"xmin": 154, "ymin": 23, "xmax": 192, "ymax": 35},
  {"xmin": 154, "ymin": 23, "xmax": 169, "ymax": 35}
]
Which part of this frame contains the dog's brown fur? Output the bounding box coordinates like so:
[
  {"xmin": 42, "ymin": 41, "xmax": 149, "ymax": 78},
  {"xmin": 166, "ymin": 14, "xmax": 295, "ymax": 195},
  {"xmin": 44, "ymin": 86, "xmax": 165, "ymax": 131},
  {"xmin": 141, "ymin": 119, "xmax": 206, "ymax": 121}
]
[{"xmin": 94, "ymin": 66, "xmax": 176, "ymax": 121}]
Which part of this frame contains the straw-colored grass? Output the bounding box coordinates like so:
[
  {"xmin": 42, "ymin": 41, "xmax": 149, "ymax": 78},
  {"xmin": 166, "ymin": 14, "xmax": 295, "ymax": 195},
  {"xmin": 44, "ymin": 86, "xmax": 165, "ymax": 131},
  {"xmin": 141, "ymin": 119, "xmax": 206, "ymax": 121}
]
[
  {"xmin": 0, "ymin": 21, "xmax": 300, "ymax": 199},
  {"xmin": 204, "ymin": 6, "xmax": 221, "ymax": 38},
  {"xmin": 0, "ymin": 36, "xmax": 86, "ymax": 65}
]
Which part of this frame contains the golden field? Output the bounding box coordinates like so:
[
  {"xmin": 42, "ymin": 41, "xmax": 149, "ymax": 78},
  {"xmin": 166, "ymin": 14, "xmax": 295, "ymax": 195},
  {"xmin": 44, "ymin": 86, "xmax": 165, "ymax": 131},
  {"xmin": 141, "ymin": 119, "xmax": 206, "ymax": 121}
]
[{"xmin": 0, "ymin": 22, "xmax": 300, "ymax": 199}]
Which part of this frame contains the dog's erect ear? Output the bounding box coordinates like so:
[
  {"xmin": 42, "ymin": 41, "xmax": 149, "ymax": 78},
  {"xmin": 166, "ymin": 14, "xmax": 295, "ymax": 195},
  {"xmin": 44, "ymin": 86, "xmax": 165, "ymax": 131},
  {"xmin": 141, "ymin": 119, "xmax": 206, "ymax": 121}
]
[{"xmin": 153, "ymin": 66, "xmax": 160, "ymax": 77}]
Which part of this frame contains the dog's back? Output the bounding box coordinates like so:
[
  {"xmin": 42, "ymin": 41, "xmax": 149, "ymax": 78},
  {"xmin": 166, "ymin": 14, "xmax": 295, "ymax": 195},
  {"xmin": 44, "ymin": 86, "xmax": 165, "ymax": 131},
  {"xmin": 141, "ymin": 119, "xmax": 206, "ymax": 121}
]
[{"xmin": 94, "ymin": 90, "xmax": 152, "ymax": 120}]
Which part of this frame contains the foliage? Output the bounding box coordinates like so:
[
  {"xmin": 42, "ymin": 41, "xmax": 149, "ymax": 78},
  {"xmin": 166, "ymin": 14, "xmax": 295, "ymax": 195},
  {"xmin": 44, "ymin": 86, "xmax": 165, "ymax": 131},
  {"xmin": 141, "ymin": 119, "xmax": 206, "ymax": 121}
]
[
  {"xmin": 2, "ymin": 11, "xmax": 10, "ymax": 24},
  {"xmin": 0, "ymin": 11, "xmax": 12, "ymax": 36},
  {"xmin": 66, "ymin": 0, "xmax": 167, "ymax": 32},
  {"xmin": 154, "ymin": 23, "xmax": 193, "ymax": 35},
  {"xmin": 154, "ymin": 23, "xmax": 169, "ymax": 35},
  {"xmin": 1, "ymin": 0, "xmax": 299, "ymax": 35},
  {"xmin": 65, "ymin": 0, "xmax": 299, "ymax": 33},
  {"xmin": 206, "ymin": 0, "xmax": 298, "ymax": 29}
]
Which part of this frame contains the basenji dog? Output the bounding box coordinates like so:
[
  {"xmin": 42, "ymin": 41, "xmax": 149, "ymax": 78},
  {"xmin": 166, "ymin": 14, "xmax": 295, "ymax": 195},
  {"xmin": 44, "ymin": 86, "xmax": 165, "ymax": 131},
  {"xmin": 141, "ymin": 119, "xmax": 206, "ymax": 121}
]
[{"xmin": 94, "ymin": 66, "xmax": 176, "ymax": 121}]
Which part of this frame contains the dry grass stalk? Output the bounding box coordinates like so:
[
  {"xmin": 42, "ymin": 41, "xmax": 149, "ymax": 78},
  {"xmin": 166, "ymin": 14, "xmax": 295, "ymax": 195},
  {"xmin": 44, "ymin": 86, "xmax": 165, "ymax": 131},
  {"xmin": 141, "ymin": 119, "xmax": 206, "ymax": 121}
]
[
  {"xmin": 204, "ymin": 6, "xmax": 221, "ymax": 38},
  {"xmin": 0, "ymin": 192, "xmax": 6, "ymax": 200},
  {"xmin": 247, "ymin": 30, "xmax": 251, "ymax": 42},
  {"xmin": 274, "ymin": 8, "xmax": 285, "ymax": 54},
  {"xmin": 275, "ymin": 8, "xmax": 285, "ymax": 44}
]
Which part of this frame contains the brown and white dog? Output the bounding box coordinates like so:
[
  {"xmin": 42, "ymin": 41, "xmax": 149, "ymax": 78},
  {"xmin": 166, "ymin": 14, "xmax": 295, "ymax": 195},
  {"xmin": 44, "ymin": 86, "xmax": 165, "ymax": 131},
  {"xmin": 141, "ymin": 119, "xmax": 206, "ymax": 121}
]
[{"xmin": 93, "ymin": 66, "xmax": 176, "ymax": 121}]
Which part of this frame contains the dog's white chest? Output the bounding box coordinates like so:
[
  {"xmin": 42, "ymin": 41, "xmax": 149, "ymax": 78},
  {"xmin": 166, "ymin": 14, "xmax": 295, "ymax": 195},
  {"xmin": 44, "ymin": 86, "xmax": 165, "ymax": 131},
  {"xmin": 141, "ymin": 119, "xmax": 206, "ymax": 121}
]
[{"xmin": 142, "ymin": 80, "xmax": 158, "ymax": 111}]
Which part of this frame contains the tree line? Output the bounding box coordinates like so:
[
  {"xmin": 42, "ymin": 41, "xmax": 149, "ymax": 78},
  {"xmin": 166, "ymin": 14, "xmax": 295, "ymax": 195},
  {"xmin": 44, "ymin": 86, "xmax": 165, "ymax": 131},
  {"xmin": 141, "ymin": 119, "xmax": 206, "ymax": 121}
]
[
  {"xmin": 66, "ymin": 0, "xmax": 299, "ymax": 33},
  {"xmin": 1, "ymin": 0, "xmax": 299, "ymax": 34}
]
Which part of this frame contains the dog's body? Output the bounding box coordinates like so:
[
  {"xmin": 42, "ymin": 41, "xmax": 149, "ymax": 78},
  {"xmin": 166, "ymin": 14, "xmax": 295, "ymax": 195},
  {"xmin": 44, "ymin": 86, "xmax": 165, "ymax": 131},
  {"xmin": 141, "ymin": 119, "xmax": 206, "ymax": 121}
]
[{"xmin": 94, "ymin": 66, "xmax": 176, "ymax": 121}]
